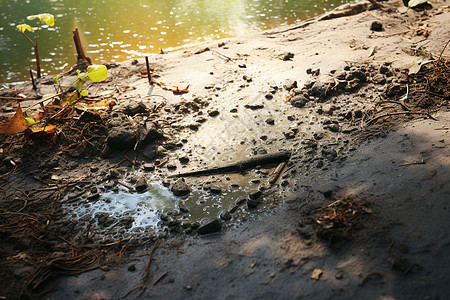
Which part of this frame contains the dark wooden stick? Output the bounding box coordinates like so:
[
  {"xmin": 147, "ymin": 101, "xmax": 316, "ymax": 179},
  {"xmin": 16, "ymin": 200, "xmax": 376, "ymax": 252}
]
[
  {"xmin": 29, "ymin": 69, "xmax": 37, "ymax": 90},
  {"xmin": 269, "ymin": 162, "xmax": 286, "ymax": 184},
  {"xmin": 170, "ymin": 152, "xmax": 291, "ymax": 178},
  {"xmin": 143, "ymin": 239, "xmax": 160, "ymax": 280},
  {"xmin": 72, "ymin": 28, "xmax": 92, "ymax": 65},
  {"xmin": 145, "ymin": 56, "xmax": 152, "ymax": 84}
]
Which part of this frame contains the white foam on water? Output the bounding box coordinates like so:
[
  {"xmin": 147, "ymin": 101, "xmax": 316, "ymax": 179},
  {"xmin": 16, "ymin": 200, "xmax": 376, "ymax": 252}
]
[{"xmin": 70, "ymin": 182, "xmax": 178, "ymax": 230}]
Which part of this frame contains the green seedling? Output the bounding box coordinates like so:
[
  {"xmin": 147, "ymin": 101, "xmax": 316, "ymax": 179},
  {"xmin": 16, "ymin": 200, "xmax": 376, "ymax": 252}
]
[
  {"xmin": 52, "ymin": 64, "xmax": 108, "ymax": 107},
  {"xmin": 16, "ymin": 13, "xmax": 55, "ymax": 79}
]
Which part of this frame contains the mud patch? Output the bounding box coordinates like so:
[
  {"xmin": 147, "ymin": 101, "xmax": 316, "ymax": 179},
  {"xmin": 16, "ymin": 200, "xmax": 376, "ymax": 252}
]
[{"xmin": 313, "ymin": 196, "xmax": 372, "ymax": 249}]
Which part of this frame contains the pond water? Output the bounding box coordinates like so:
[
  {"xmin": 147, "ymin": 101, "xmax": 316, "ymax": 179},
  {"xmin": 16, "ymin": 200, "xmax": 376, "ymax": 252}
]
[{"xmin": 1, "ymin": 0, "xmax": 354, "ymax": 84}]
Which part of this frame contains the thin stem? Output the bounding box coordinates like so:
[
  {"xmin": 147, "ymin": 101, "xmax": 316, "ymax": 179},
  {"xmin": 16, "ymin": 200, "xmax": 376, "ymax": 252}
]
[
  {"xmin": 35, "ymin": 19, "xmax": 42, "ymax": 78},
  {"xmin": 34, "ymin": 44, "xmax": 41, "ymax": 78},
  {"xmin": 20, "ymin": 32, "xmax": 36, "ymax": 48}
]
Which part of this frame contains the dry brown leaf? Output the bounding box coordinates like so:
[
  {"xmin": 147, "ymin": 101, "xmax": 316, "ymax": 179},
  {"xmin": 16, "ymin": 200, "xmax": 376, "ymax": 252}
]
[
  {"xmin": 154, "ymin": 80, "xmax": 189, "ymax": 94},
  {"xmin": 80, "ymin": 99, "xmax": 116, "ymax": 110},
  {"xmin": 24, "ymin": 125, "xmax": 58, "ymax": 144},
  {"xmin": 0, "ymin": 103, "xmax": 29, "ymax": 135}
]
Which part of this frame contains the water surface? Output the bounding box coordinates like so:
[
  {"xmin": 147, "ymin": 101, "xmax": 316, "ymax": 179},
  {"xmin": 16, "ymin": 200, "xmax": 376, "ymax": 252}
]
[{"xmin": 1, "ymin": 0, "xmax": 353, "ymax": 84}]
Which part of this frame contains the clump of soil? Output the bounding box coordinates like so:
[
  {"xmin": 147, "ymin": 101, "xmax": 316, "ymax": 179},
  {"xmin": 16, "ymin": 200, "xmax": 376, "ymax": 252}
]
[{"xmin": 314, "ymin": 196, "xmax": 372, "ymax": 249}]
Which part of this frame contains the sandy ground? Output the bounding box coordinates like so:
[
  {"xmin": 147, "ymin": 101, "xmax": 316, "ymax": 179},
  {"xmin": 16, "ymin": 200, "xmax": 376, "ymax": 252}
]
[{"xmin": 1, "ymin": 0, "xmax": 449, "ymax": 299}]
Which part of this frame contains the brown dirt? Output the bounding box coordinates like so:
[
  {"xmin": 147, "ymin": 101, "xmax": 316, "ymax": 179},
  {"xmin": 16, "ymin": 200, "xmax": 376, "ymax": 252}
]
[{"xmin": 0, "ymin": 0, "xmax": 449, "ymax": 299}]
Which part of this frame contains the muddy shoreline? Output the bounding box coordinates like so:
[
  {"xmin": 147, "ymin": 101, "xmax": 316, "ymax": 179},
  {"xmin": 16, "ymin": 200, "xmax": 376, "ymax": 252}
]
[{"xmin": 1, "ymin": 0, "xmax": 449, "ymax": 299}]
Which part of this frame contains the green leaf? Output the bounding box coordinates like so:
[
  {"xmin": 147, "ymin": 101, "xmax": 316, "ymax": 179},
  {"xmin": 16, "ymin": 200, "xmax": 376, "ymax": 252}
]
[
  {"xmin": 408, "ymin": 0, "xmax": 427, "ymax": 8},
  {"xmin": 86, "ymin": 65, "xmax": 108, "ymax": 82},
  {"xmin": 27, "ymin": 13, "xmax": 55, "ymax": 27},
  {"xmin": 53, "ymin": 75, "xmax": 61, "ymax": 84},
  {"xmin": 25, "ymin": 117, "xmax": 36, "ymax": 126},
  {"xmin": 16, "ymin": 24, "xmax": 34, "ymax": 33},
  {"xmin": 80, "ymin": 90, "xmax": 89, "ymax": 97}
]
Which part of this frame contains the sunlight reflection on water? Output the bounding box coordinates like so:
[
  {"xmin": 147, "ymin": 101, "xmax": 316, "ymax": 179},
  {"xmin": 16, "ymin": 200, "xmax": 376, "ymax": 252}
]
[{"xmin": 0, "ymin": 0, "xmax": 352, "ymax": 84}]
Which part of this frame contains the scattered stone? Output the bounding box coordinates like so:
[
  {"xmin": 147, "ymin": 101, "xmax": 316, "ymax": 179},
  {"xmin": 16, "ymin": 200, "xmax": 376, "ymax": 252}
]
[
  {"xmin": 388, "ymin": 255, "xmax": 411, "ymax": 272},
  {"xmin": 142, "ymin": 143, "xmax": 157, "ymax": 160},
  {"xmin": 171, "ymin": 179, "xmax": 190, "ymax": 196},
  {"xmin": 179, "ymin": 156, "xmax": 190, "ymax": 165},
  {"xmin": 322, "ymin": 149, "xmax": 338, "ymax": 161},
  {"xmin": 178, "ymin": 201, "xmax": 190, "ymax": 213},
  {"xmin": 282, "ymin": 52, "xmax": 294, "ymax": 61},
  {"xmin": 143, "ymin": 163, "xmax": 155, "ymax": 171},
  {"xmin": 137, "ymin": 121, "xmax": 162, "ymax": 146},
  {"xmin": 247, "ymin": 198, "xmax": 261, "ymax": 208},
  {"xmin": 87, "ymin": 193, "xmax": 100, "ymax": 201},
  {"xmin": 265, "ymin": 93, "xmax": 273, "ymax": 100},
  {"xmin": 372, "ymin": 74, "xmax": 386, "ymax": 85},
  {"xmin": 265, "ymin": 118, "xmax": 275, "ymax": 125},
  {"xmin": 306, "ymin": 68, "xmax": 320, "ymax": 76},
  {"xmin": 379, "ymin": 65, "xmax": 389, "ymax": 74},
  {"xmin": 370, "ymin": 21, "xmax": 383, "ymax": 31},
  {"xmin": 354, "ymin": 110, "xmax": 363, "ymax": 119},
  {"xmin": 208, "ymin": 110, "xmax": 220, "ymax": 117},
  {"xmin": 128, "ymin": 265, "xmax": 136, "ymax": 272},
  {"xmin": 284, "ymin": 79, "xmax": 297, "ymax": 91},
  {"xmin": 311, "ymin": 82, "xmax": 329, "ymax": 99},
  {"xmin": 290, "ymin": 94, "xmax": 309, "ymax": 108},
  {"xmin": 166, "ymin": 164, "xmax": 177, "ymax": 171},
  {"xmin": 323, "ymin": 190, "xmax": 333, "ymax": 198},
  {"xmin": 335, "ymin": 271, "xmax": 344, "ymax": 279},
  {"xmin": 230, "ymin": 108, "xmax": 238, "ymax": 113},
  {"xmin": 249, "ymin": 191, "xmax": 262, "ymax": 200},
  {"xmin": 243, "ymin": 75, "xmax": 252, "ymax": 82},
  {"xmin": 244, "ymin": 103, "xmax": 264, "ymax": 110},
  {"xmin": 326, "ymin": 124, "xmax": 340, "ymax": 133},
  {"xmin": 210, "ymin": 186, "xmax": 222, "ymax": 194},
  {"xmin": 135, "ymin": 176, "xmax": 148, "ymax": 192},
  {"xmin": 125, "ymin": 101, "xmax": 148, "ymax": 116},
  {"xmin": 220, "ymin": 211, "xmax": 232, "ymax": 221},
  {"xmin": 189, "ymin": 124, "xmax": 199, "ymax": 131},
  {"xmin": 106, "ymin": 126, "xmax": 135, "ymax": 150},
  {"xmin": 197, "ymin": 219, "xmax": 222, "ymax": 234}
]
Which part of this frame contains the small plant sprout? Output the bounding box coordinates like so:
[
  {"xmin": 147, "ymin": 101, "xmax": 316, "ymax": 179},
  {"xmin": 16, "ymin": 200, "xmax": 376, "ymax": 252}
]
[
  {"xmin": 16, "ymin": 13, "xmax": 55, "ymax": 79},
  {"xmin": 75, "ymin": 65, "xmax": 108, "ymax": 97}
]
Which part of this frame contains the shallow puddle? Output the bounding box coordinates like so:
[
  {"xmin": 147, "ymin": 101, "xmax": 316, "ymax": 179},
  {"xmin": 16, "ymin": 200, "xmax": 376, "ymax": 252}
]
[{"xmin": 67, "ymin": 182, "xmax": 178, "ymax": 231}]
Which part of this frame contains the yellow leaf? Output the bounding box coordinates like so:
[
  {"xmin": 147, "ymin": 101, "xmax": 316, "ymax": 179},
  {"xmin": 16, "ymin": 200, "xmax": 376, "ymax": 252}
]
[
  {"xmin": 311, "ymin": 268, "xmax": 323, "ymax": 280},
  {"xmin": 0, "ymin": 104, "xmax": 29, "ymax": 135},
  {"xmin": 27, "ymin": 13, "xmax": 55, "ymax": 27},
  {"xmin": 17, "ymin": 24, "xmax": 34, "ymax": 33}
]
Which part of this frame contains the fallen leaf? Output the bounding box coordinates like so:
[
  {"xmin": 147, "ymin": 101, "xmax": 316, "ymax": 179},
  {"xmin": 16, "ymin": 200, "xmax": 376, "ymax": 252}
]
[
  {"xmin": 311, "ymin": 268, "xmax": 323, "ymax": 280},
  {"xmin": 195, "ymin": 47, "xmax": 210, "ymax": 54},
  {"xmin": 154, "ymin": 80, "xmax": 189, "ymax": 94},
  {"xmin": 78, "ymin": 99, "xmax": 116, "ymax": 110},
  {"xmin": 408, "ymin": 0, "xmax": 428, "ymax": 8},
  {"xmin": 368, "ymin": 45, "xmax": 377, "ymax": 57},
  {"xmin": 24, "ymin": 125, "xmax": 58, "ymax": 144},
  {"xmin": 408, "ymin": 60, "xmax": 433, "ymax": 75},
  {"xmin": 0, "ymin": 104, "xmax": 29, "ymax": 135}
]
